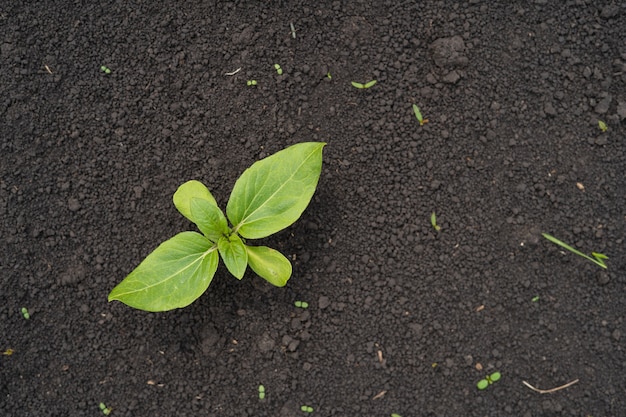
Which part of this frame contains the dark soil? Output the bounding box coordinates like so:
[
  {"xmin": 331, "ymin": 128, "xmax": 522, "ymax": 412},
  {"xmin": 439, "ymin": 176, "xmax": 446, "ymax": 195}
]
[{"xmin": 2, "ymin": 1, "xmax": 625, "ymax": 416}]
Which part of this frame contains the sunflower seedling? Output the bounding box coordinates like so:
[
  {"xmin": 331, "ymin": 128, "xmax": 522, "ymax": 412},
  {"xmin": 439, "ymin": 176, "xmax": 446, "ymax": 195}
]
[
  {"xmin": 108, "ymin": 142, "xmax": 325, "ymax": 312},
  {"xmin": 430, "ymin": 212, "xmax": 441, "ymax": 231},
  {"xmin": 294, "ymin": 300, "xmax": 309, "ymax": 309},
  {"xmin": 99, "ymin": 402, "xmax": 112, "ymax": 415},
  {"xmin": 274, "ymin": 64, "xmax": 283, "ymax": 75},
  {"xmin": 413, "ymin": 104, "xmax": 428, "ymax": 126},
  {"xmin": 20, "ymin": 307, "xmax": 30, "ymax": 320},
  {"xmin": 258, "ymin": 384, "xmax": 265, "ymax": 400},
  {"xmin": 100, "ymin": 66, "xmax": 111, "ymax": 74},
  {"xmin": 477, "ymin": 371, "xmax": 501, "ymax": 390},
  {"xmin": 598, "ymin": 120, "xmax": 608, "ymax": 132},
  {"xmin": 351, "ymin": 80, "xmax": 377, "ymax": 89},
  {"xmin": 542, "ymin": 233, "xmax": 608, "ymax": 269}
]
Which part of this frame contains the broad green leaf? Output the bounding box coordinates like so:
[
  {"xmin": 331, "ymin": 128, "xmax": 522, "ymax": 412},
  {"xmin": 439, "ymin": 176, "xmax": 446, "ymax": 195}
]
[
  {"xmin": 108, "ymin": 232, "xmax": 218, "ymax": 311},
  {"xmin": 227, "ymin": 142, "xmax": 325, "ymax": 239},
  {"xmin": 218, "ymin": 234, "xmax": 247, "ymax": 279},
  {"xmin": 190, "ymin": 197, "xmax": 229, "ymax": 242},
  {"xmin": 246, "ymin": 245, "xmax": 292, "ymax": 287},
  {"xmin": 173, "ymin": 180, "xmax": 218, "ymax": 223}
]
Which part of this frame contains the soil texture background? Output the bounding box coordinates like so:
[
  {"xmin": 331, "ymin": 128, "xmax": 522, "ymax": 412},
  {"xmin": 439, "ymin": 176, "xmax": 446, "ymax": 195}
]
[{"xmin": 1, "ymin": 1, "xmax": 626, "ymax": 416}]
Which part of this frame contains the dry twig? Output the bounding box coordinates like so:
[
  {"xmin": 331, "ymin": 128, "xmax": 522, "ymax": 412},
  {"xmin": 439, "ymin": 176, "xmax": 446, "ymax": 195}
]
[{"xmin": 522, "ymin": 379, "xmax": 579, "ymax": 394}]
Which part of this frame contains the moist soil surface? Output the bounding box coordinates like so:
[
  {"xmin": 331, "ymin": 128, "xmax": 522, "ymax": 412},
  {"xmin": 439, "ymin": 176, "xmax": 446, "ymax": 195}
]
[{"xmin": 2, "ymin": 1, "xmax": 625, "ymax": 416}]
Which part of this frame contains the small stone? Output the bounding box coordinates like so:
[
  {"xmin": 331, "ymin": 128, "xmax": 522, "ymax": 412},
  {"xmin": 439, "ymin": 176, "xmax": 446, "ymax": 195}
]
[
  {"xmin": 616, "ymin": 101, "xmax": 626, "ymax": 120},
  {"xmin": 594, "ymin": 95, "xmax": 612, "ymax": 114},
  {"xmin": 612, "ymin": 329, "xmax": 621, "ymax": 341},
  {"xmin": 257, "ymin": 333, "xmax": 275, "ymax": 353},
  {"xmin": 68, "ymin": 198, "xmax": 81, "ymax": 212},
  {"xmin": 544, "ymin": 102, "xmax": 557, "ymax": 116},
  {"xmin": 318, "ymin": 296, "xmax": 331, "ymax": 309},
  {"xmin": 442, "ymin": 70, "xmax": 461, "ymax": 84},
  {"xmin": 600, "ymin": 5, "xmax": 620, "ymax": 19}
]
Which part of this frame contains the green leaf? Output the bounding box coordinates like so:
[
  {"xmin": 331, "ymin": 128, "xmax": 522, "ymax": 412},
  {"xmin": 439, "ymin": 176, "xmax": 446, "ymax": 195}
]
[
  {"xmin": 190, "ymin": 197, "xmax": 229, "ymax": 242},
  {"xmin": 363, "ymin": 80, "xmax": 377, "ymax": 88},
  {"xmin": 227, "ymin": 142, "xmax": 325, "ymax": 239},
  {"xmin": 542, "ymin": 233, "xmax": 608, "ymax": 269},
  {"xmin": 246, "ymin": 245, "xmax": 292, "ymax": 287},
  {"xmin": 476, "ymin": 379, "xmax": 489, "ymax": 390},
  {"xmin": 413, "ymin": 103, "xmax": 423, "ymax": 122},
  {"xmin": 173, "ymin": 180, "xmax": 218, "ymax": 223},
  {"xmin": 351, "ymin": 81, "xmax": 364, "ymax": 89},
  {"xmin": 108, "ymin": 232, "xmax": 218, "ymax": 311},
  {"xmin": 218, "ymin": 234, "xmax": 248, "ymax": 279}
]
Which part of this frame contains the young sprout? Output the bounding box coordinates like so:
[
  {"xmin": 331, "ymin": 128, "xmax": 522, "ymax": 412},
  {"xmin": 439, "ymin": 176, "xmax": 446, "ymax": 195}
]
[
  {"xmin": 326, "ymin": 72, "xmax": 332, "ymax": 80},
  {"xmin": 531, "ymin": 296, "xmax": 540, "ymax": 302},
  {"xmin": 246, "ymin": 80, "xmax": 258, "ymax": 86},
  {"xmin": 391, "ymin": 414, "xmax": 403, "ymax": 417},
  {"xmin": 258, "ymin": 384, "xmax": 265, "ymax": 400},
  {"xmin": 294, "ymin": 301, "xmax": 309, "ymax": 309},
  {"xmin": 542, "ymin": 233, "xmax": 608, "ymax": 269},
  {"xmin": 430, "ymin": 212, "xmax": 441, "ymax": 232},
  {"xmin": 274, "ymin": 64, "xmax": 283, "ymax": 75},
  {"xmin": 477, "ymin": 371, "xmax": 501, "ymax": 390},
  {"xmin": 99, "ymin": 402, "xmax": 112, "ymax": 415},
  {"xmin": 2, "ymin": 348, "xmax": 14, "ymax": 356},
  {"xmin": 598, "ymin": 120, "xmax": 608, "ymax": 132},
  {"xmin": 300, "ymin": 405, "xmax": 314, "ymax": 413},
  {"xmin": 412, "ymin": 104, "xmax": 428, "ymax": 126},
  {"xmin": 100, "ymin": 66, "xmax": 111, "ymax": 74},
  {"xmin": 351, "ymin": 80, "xmax": 377, "ymax": 89},
  {"xmin": 21, "ymin": 307, "xmax": 30, "ymax": 320}
]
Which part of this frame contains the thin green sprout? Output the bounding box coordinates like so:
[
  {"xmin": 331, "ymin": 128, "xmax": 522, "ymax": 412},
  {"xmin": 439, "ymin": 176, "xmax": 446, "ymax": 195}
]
[
  {"xmin": 542, "ymin": 233, "xmax": 608, "ymax": 269},
  {"xmin": 413, "ymin": 104, "xmax": 428, "ymax": 125},
  {"xmin": 430, "ymin": 212, "xmax": 441, "ymax": 231}
]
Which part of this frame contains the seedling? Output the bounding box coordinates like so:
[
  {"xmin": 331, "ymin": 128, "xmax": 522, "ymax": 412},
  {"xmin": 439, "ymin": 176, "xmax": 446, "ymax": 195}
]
[
  {"xmin": 351, "ymin": 80, "xmax": 377, "ymax": 89},
  {"xmin": 430, "ymin": 212, "xmax": 441, "ymax": 231},
  {"xmin": 99, "ymin": 402, "xmax": 112, "ymax": 415},
  {"xmin": 391, "ymin": 414, "xmax": 403, "ymax": 417},
  {"xmin": 258, "ymin": 384, "xmax": 265, "ymax": 400},
  {"xmin": 531, "ymin": 296, "xmax": 540, "ymax": 302},
  {"xmin": 100, "ymin": 66, "xmax": 111, "ymax": 74},
  {"xmin": 300, "ymin": 405, "xmax": 314, "ymax": 413},
  {"xmin": 598, "ymin": 120, "xmax": 608, "ymax": 132},
  {"xmin": 294, "ymin": 301, "xmax": 309, "ymax": 309},
  {"xmin": 246, "ymin": 80, "xmax": 258, "ymax": 86},
  {"xmin": 412, "ymin": 104, "xmax": 428, "ymax": 126},
  {"xmin": 326, "ymin": 72, "xmax": 332, "ymax": 79},
  {"xmin": 542, "ymin": 233, "xmax": 608, "ymax": 269},
  {"xmin": 20, "ymin": 307, "xmax": 30, "ymax": 320},
  {"xmin": 108, "ymin": 143, "xmax": 325, "ymax": 311},
  {"xmin": 2, "ymin": 348, "xmax": 14, "ymax": 356},
  {"xmin": 477, "ymin": 371, "xmax": 501, "ymax": 390},
  {"xmin": 274, "ymin": 64, "xmax": 283, "ymax": 75}
]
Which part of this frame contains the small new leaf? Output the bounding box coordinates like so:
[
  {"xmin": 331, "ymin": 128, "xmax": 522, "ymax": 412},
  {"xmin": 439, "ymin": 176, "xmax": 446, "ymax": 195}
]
[
  {"xmin": 598, "ymin": 120, "xmax": 608, "ymax": 132},
  {"xmin": 218, "ymin": 234, "xmax": 248, "ymax": 279},
  {"xmin": 351, "ymin": 80, "xmax": 377, "ymax": 89},
  {"xmin": 174, "ymin": 180, "xmax": 218, "ymax": 223},
  {"xmin": 190, "ymin": 197, "xmax": 229, "ymax": 242}
]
